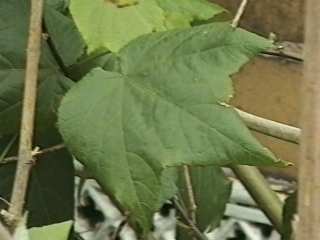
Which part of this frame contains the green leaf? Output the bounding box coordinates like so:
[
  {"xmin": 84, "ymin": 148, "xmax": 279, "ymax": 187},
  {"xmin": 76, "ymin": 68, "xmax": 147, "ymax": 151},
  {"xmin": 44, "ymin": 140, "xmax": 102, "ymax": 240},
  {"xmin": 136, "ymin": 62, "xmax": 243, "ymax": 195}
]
[
  {"xmin": 70, "ymin": 0, "xmax": 165, "ymax": 53},
  {"xmin": 111, "ymin": 0, "xmax": 139, "ymax": 7},
  {"xmin": 178, "ymin": 166, "xmax": 231, "ymax": 231},
  {"xmin": 44, "ymin": 5, "xmax": 85, "ymax": 67},
  {"xmin": 117, "ymin": 22, "xmax": 283, "ymax": 167},
  {"xmin": 69, "ymin": 0, "xmax": 225, "ymax": 53},
  {"xmin": 159, "ymin": 168, "xmax": 178, "ymax": 205},
  {"xmin": 58, "ymin": 22, "xmax": 284, "ymax": 231},
  {"xmin": 58, "ymin": 69, "xmax": 162, "ymax": 230},
  {"xmin": 282, "ymin": 191, "xmax": 297, "ymax": 240},
  {"xmin": 46, "ymin": 0, "xmax": 70, "ymax": 12},
  {"xmin": 29, "ymin": 221, "xmax": 72, "ymax": 240},
  {"xmin": 0, "ymin": 133, "xmax": 74, "ymax": 227},
  {"xmin": 0, "ymin": 0, "xmax": 74, "ymax": 135},
  {"xmin": 157, "ymin": 0, "xmax": 225, "ymax": 28}
]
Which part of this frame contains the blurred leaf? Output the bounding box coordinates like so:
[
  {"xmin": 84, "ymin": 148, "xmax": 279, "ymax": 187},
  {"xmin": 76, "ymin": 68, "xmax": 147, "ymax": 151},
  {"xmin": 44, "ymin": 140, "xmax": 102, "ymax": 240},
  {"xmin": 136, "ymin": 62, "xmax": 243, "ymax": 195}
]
[
  {"xmin": 178, "ymin": 166, "xmax": 231, "ymax": 231},
  {"xmin": 282, "ymin": 191, "xmax": 297, "ymax": 240},
  {"xmin": 70, "ymin": 0, "xmax": 225, "ymax": 53},
  {"xmin": 0, "ymin": 132, "xmax": 74, "ymax": 227},
  {"xmin": 44, "ymin": 5, "xmax": 85, "ymax": 67},
  {"xmin": 70, "ymin": 0, "xmax": 165, "ymax": 53},
  {"xmin": 29, "ymin": 221, "xmax": 72, "ymax": 240},
  {"xmin": 0, "ymin": 0, "xmax": 74, "ymax": 135},
  {"xmin": 157, "ymin": 0, "xmax": 225, "ymax": 28}
]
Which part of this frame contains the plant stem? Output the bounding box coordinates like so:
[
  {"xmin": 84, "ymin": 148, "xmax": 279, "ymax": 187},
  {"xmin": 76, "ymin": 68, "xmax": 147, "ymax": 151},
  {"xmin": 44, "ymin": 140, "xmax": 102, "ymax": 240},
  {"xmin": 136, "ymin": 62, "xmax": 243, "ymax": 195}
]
[
  {"xmin": 231, "ymin": 0, "xmax": 248, "ymax": 28},
  {"xmin": 1, "ymin": 144, "xmax": 65, "ymax": 164},
  {"xmin": 236, "ymin": 108, "xmax": 300, "ymax": 144},
  {"xmin": 174, "ymin": 200, "xmax": 209, "ymax": 240},
  {"xmin": 0, "ymin": 135, "xmax": 18, "ymax": 163},
  {"xmin": 7, "ymin": 0, "xmax": 44, "ymax": 229},
  {"xmin": 231, "ymin": 165, "xmax": 283, "ymax": 232},
  {"xmin": 183, "ymin": 166, "xmax": 197, "ymax": 223},
  {"xmin": 296, "ymin": 0, "xmax": 320, "ymax": 239}
]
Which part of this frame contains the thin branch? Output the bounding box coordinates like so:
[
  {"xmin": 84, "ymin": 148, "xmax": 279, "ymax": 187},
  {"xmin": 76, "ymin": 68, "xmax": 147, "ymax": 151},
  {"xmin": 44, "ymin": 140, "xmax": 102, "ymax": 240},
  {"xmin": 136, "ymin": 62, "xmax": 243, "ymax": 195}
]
[
  {"xmin": 174, "ymin": 199, "xmax": 209, "ymax": 240},
  {"xmin": 7, "ymin": 0, "xmax": 44, "ymax": 229},
  {"xmin": 111, "ymin": 219, "xmax": 127, "ymax": 240},
  {"xmin": 1, "ymin": 144, "xmax": 65, "ymax": 165},
  {"xmin": 231, "ymin": 165, "xmax": 283, "ymax": 232},
  {"xmin": 0, "ymin": 197, "xmax": 11, "ymax": 207},
  {"xmin": 0, "ymin": 135, "xmax": 18, "ymax": 163},
  {"xmin": 236, "ymin": 108, "xmax": 300, "ymax": 144},
  {"xmin": 231, "ymin": 0, "xmax": 248, "ymax": 28},
  {"xmin": 183, "ymin": 166, "xmax": 197, "ymax": 223},
  {"xmin": 296, "ymin": 0, "xmax": 320, "ymax": 238},
  {"xmin": 261, "ymin": 51, "xmax": 303, "ymax": 63}
]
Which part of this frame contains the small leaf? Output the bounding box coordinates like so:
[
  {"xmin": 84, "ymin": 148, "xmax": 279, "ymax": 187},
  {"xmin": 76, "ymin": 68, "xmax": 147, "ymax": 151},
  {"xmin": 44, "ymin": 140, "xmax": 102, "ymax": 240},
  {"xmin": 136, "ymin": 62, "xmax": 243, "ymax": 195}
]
[
  {"xmin": 46, "ymin": 0, "xmax": 69, "ymax": 12},
  {"xmin": 282, "ymin": 191, "xmax": 297, "ymax": 240},
  {"xmin": 178, "ymin": 166, "xmax": 231, "ymax": 231},
  {"xmin": 29, "ymin": 221, "xmax": 72, "ymax": 240},
  {"xmin": 44, "ymin": 5, "xmax": 85, "ymax": 67}
]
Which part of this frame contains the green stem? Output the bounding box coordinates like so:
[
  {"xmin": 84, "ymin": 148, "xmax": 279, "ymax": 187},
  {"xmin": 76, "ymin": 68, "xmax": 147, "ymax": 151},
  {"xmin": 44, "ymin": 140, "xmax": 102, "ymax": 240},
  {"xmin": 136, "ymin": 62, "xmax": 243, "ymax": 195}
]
[{"xmin": 231, "ymin": 165, "xmax": 283, "ymax": 232}]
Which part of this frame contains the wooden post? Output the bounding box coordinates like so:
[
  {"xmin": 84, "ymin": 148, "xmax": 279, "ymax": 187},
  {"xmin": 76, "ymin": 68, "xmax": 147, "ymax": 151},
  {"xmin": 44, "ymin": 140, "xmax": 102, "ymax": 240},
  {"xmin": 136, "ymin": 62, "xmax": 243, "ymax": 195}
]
[{"xmin": 296, "ymin": 1, "xmax": 320, "ymax": 239}]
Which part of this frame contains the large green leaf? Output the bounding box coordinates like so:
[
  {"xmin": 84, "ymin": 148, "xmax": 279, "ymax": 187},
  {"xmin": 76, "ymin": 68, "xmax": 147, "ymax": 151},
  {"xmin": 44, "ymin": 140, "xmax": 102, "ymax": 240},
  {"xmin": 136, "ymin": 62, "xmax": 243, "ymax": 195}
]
[
  {"xmin": 58, "ymin": 22, "xmax": 285, "ymax": 231},
  {"xmin": 0, "ymin": 0, "xmax": 74, "ymax": 135},
  {"xmin": 118, "ymin": 22, "xmax": 284, "ymax": 167},
  {"xmin": 178, "ymin": 166, "xmax": 231, "ymax": 231},
  {"xmin": 69, "ymin": 0, "xmax": 224, "ymax": 53}
]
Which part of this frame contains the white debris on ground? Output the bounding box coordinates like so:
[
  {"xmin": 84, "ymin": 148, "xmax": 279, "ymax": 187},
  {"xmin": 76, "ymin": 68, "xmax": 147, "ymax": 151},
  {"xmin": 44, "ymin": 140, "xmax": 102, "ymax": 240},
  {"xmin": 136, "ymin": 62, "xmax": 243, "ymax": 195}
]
[{"xmin": 74, "ymin": 167, "xmax": 296, "ymax": 240}]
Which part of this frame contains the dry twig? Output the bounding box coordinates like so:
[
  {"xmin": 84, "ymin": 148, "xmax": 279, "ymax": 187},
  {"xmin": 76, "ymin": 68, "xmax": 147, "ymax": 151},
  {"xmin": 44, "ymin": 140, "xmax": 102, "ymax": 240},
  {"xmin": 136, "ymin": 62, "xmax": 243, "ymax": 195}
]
[
  {"xmin": 231, "ymin": 0, "xmax": 248, "ymax": 28},
  {"xmin": 183, "ymin": 166, "xmax": 197, "ymax": 223},
  {"xmin": 1, "ymin": 144, "xmax": 65, "ymax": 164},
  {"xmin": 7, "ymin": 0, "xmax": 44, "ymax": 229},
  {"xmin": 174, "ymin": 199, "xmax": 208, "ymax": 240}
]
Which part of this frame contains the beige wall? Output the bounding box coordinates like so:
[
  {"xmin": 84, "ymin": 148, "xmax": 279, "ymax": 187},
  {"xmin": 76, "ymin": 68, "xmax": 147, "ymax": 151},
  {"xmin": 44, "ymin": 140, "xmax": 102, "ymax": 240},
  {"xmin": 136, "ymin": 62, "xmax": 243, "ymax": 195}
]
[
  {"xmin": 231, "ymin": 56, "xmax": 301, "ymax": 179},
  {"xmin": 210, "ymin": 1, "xmax": 304, "ymax": 179},
  {"xmin": 213, "ymin": 0, "xmax": 304, "ymax": 42}
]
